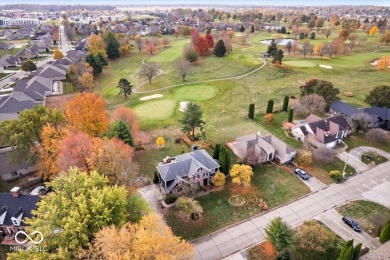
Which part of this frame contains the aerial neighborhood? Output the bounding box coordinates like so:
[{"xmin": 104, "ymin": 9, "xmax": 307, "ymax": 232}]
[{"xmin": 0, "ymin": 2, "xmax": 390, "ymax": 260}]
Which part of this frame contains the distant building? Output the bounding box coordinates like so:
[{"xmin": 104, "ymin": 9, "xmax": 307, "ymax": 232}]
[{"xmin": 0, "ymin": 17, "xmax": 40, "ymax": 28}]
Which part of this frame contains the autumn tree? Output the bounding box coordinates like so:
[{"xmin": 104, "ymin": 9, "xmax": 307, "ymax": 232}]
[
  {"xmin": 145, "ymin": 43, "xmax": 158, "ymax": 55},
  {"xmin": 314, "ymin": 43, "xmax": 325, "ymax": 59},
  {"xmin": 110, "ymin": 120, "xmax": 134, "ymax": 147},
  {"xmin": 324, "ymin": 29, "xmax": 332, "ymax": 38},
  {"xmin": 135, "ymin": 35, "xmax": 143, "ymax": 52},
  {"xmin": 264, "ymin": 113, "xmax": 275, "ymax": 125},
  {"xmin": 313, "ymin": 146, "xmax": 334, "ymax": 164},
  {"xmin": 227, "ymin": 30, "xmax": 235, "ymax": 40},
  {"xmin": 212, "ymin": 171, "xmax": 226, "ymax": 187},
  {"xmin": 179, "ymin": 102, "xmax": 204, "ymax": 138},
  {"xmin": 77, "ymin": 71, "xmax": 94, "ymax": 91},
  {"xmin": 0, "ymin": 105, "xmax": 65, "ymax": 162},
  {"xmin": 247, "ymin": 240, "xmax": 276, "ymax": 260},
  {"xmin": 53, "ymin": 48, "xmax": 64, "ymax": 60},
  {"xmin": 65, "ymin": 93, "xmax": 109, "ymax": 136},
  {"xmin": 339, "ymin": 28, "xmax": 350, "ymax": 40},
  {"xmin": 365, "ymin": 85, "xmax": 390, "ymax": 108},
  {"xmin": 230, "ymin": 164, "xmax": 254, "ymax": 186},
  {"xmin": 324, "ymin": 43, "xmax": 335, "ymax": 58},
  {"xmin": 176, "ymin": 197, "xmax": 203, "ymax": 218},
  {"xmin": 301, "ymin": 40, "xmax": 313, "ymax": 58},
  {"xmin": 21, "ymin": 60, "xmax": 37, "ymax": 71},
  {"xmin": 380, "ymin": 31, "xmax": 390, "ymax": 45},
  {"xmin": 161, "ymin": 37, "xmax": 170, "ymax": 47},
  {"xmin": 140, "ymin": 62, "xmax": 160, "ymax": 84},
  {"xmin": 265, "ymin": 217, "xmax": 294, "ymax": 251},
  {"xmin": 329, "ymin": 170, "xmax": 343, "ymax": 183},
  {"xmin": 176, "ymin": 60, "xmax": 191, "ymax": 81},
  {"xmin": 110, "ymin": 106, "xmax": 139, "ymax": 139},
  {"xmin": 300, "ymin": 79, "xmax": 340, "ymax": 110},
  {"xmin": 370, "ymin": 26, "xmax": 378, "ymax": 36},
  {"xmin": 300, "ymin": 94, "xmax": 326, "ymax": 114},
  {"xmin": 205, "ymin": 33, "xmax": 214, "ymax": 48},
  {"xmin": 295, "ymin": 150, "xmax": 313, "ymax": 167},
  {"xmin": 196, "ymin": 36, "xmax": 209, "ymax": 56},
  {"xmin": 366, "ymin": 128, "xmax": 389, "ymax": 143},
  {"xmin": 13, "ymin": 169, "xmax": 128, "ymax": 259},
  {"xmin": 156, "ymin": 136, "xmax": 165, "ymax": 147},
  {"xmin": 117, "ymin": 78, "xmax": 132, "ymax": 98},
  {"xmin": 87, "ymin": 34, "xmax": 107, "ymax": 57},
  {"xmin": 332, "ymin": 38, "xmax": 345, "ymax": 55},
  {"xmin": 376, "ymin": 56, "xmax": 390, "ymax": 70},
  {"xmin": 80, "ymin": 213, "xmax": 194, "ymax": 259},
  {"xmin": 183, "ymin": 44, "xmax": 199, "ymax": 63}
]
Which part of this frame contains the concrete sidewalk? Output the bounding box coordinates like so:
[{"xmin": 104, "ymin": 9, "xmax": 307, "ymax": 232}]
[
  {"xmin": 194, "ymin": 161, "xmax": 390, "ymax": 260},
  {"xmin": 336, "ymin": 151, "xmax": 369, "ymax": 173}
]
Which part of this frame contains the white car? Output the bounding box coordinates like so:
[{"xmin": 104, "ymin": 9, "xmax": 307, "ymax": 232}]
[{"xmin": 30, "ymin": 186, "xmax": 44, "ymax": 196}]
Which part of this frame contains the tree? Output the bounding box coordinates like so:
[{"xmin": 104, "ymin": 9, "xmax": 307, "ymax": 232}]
[
  {"xmin": 286, "ymin": 41, "xmax": 292, "ymax": 55},
  {"xmin": 183, "ymin": 45, "xmax": 199, "ymax": 62},
  {"xmin": 140, "ymin": 62, "xmax": 160, "ymax": 84},
  {"xmin": 239, "ymin": 24, "xmax": 245, "ymax": 32},
  {"xmin": 380, "ymin": 31, "xmax": 390, "ymax": 45},
  {"xmin": 294, "ymin": 220, "xmax": 337, "ymax": 257},
  {"xmin": 348, "ymin": 34, "xmax": 358, "ymax": 49},
  {"xmin": 145, "ymin": 43, "xmax": 158, "ymax": 55},
  {"xmin": 161, "ymin": 37, "xmax": 170, "ymax": 47},
  {"xmin": 195, "ymin": 36, "xmax": 209, "ymax": 56},
  {"xmin": 18, "ymin": 168, "xmax": 128, "ymax": 258},
  {"xmin": 376, "ymin": 56, "xmax": 390, "ymax": 70},
  {"xmin": 110, "ymin": 106, "xmax": 139, "ymax": 139},
  {"xmin": 110, "ymin": 120, "xmax": 134, "ymax": 146},
  {"xmin": 370, "ymin": 26, "xmax": 378, "ymax": 36},
  {"xmin": 264, "ymin": 113, "xmax": 275, "ymax": 125},
  {"xmin": 104, "ymin": 31, "xmax": 120, "ymax": 59},
  {"xmin": 65, "ymin": 93, "xmax": 109, "ymax": 136},
  {"xmin": 324, "ymin": 29, "xmax": 332, "ymax": 38},
  {"xmin": 314, "ymin": 43, "xmax": 325, "ymax": 59},
  {"xmin": 248, "ymin": 103, "xmax": 255, "ymax": 119},
  {"xmin": 135, "ymin": 35, "xmax": 143, "ymax": 52},
  {"xmin": 301, "ymin": 40, "xmax": 313, "ymax": 58},
  {"xmin": 300, "ymin": 79, "xmax": 340, "ymax": 110},
  {"xmin": 230, "ymin": 164, "xmax": 254, "ymax": 186},
  {"xmin": 21, "ymin": 60, "xmax": 37, "ymax": 71},
  {"xmin": 176, "ymin": 197, "xmax": 203, "ymax": 217},
  {"xmin": 213, "ymin": 144, "xmax": 222, "ymax": 159},
  {"xmin": 247, "ymin": 240, "xmax": 276, "ymax": 260},
  {"xmin": 87, "ymin": 34, "xmax": 106, "ymax": 57},
  {"xmin": 379, "ymin": 220, "xmax": 390, "ymax": 243},
  {"xmin": 219, "ymin": 147, "xmax": 232, "ymax": 175},
  {"xmin": 53, "ymin": 48, "xmax": 64, "ymax": 60},
  {"xmin": 313, "ymin": 147, "xmax": 334, "ymax": 163},
  {"xmin": 338, "ymin": 239, "xmax": 362, "ymax": 260},
  {"xmin": 300, "ymin": 94, "xmax": 326, "ymax": 114},
  {"xmin": 329, "ymin": 170, "xmax": 343, "ymax": 183},
  {"xmin": 310, "ymin": 32, "xmax": 316, "ymax": 39},
  {"xmin": 213, "ymin": 39, "xmax": 227, "ymax": 57},
  {"xmin": 0, "ymin": 105, "xmax": 64, "ymax": 162},
  {"xmin": 348, "ymin": 113, "xmax": 374, "ymax": 132},
  {"xmin": 212, "ymin": 171, "xmax": 226, "ymax": 187},
  {"xmin": 366, "ymin": 128, "xmax": 389, "ymax": 143},
  {"xmin": 339, "ymin": 28, "xmax": 350, "ymax": 40},
  {"xmin": 267, "ymin": 39, "xmax": 278, "ymax": 56},
  {"xmin": 86, "ymin": 53, "xmax": 107, "ymax": 76},
  {"xmin": 272, "ymin": 49, "xmax": 284, "ymax": 64},
  {"xmin": 288, "ymin": 109, "xmax": 294, "ymax": 122},
  {"xmin": 77, "ymin": 71, "xmax": 94, "ymax": 91},
  {"xmin": 332, "ymin": 38, "xmax": 345, "ymax": 55},
  {"xmin": 80, "ymin": 213, "xmax": 194, "ymax": 259},
  {"xmin": 176, "ymin": 60, "xmax": 191, "ymax": 81},
  {"xmin": 295, "ymin": 150, "xmax": 313, "ymax": 167},
  {"xmin": 266, "ymin": 99, "xmax": 274, "ymax": 114},
  {"xmin": 265, "ymin": 217, "xmax": 294, "ymax": 251},
  {"xmin": 156, "ymin": 136, "xmax": 165, "ymax": 147},
  {"xmin": 205, "ymin": 34, "xmax": 214, "ymax": 48},
  {"xmin": 117, "ymin": 78, "xmax": 132, "ymax": 98},
  {"xmin": 282, "ymin": 96, "xmax": 289, "ymax": 111},
  {"xmin": 127, "ymin": 193, "xmax": 151, "ymax": 223},
  {"xmin": 365, "ymin": 85, "xmax": 390, "ymax": 108},
  {"xmin": 324, "ymin": 43, "xmax": 335, "ymax": 58},
  {"xmin": 179, "ymin": 102, "xmax": 204, "ymax": 138}
]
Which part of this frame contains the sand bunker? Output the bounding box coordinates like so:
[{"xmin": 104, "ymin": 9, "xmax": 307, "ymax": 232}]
[
  {"xmin": 179, "ymin": 101, "xmax": 189, "ymax": 112},
  {"xmin": 319, "ymin": 65, "xmax": 332, "ymax": 69},
  {"xmin": 140, "ymin": 94, "xmax": 163, "ymax": 101}
]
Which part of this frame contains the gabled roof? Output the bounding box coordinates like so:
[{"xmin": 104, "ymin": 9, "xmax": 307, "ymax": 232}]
[
  {"xmin": 0, "ymin": 95, "xmax": 37, "ymax": 114},
  {"xmin": 0, "ymin": 42, "xmax": 14, "ymax": 49},
  {"xmin": 364, "ymin": 107, "xmax": 390, "ymax": 121},
  {"xmin": 0, "ymin": 193, "xmax": 39, "ymax": 226},
  {"xmin": 66, "ymin": 50, "xmax": 86, "ymax": 61},
  {"xmin": 330, "ymin": 100, "xmax": 360, "ymax": 117},
  {"xmin": 14, "ymin": 76, "xmax": 53, "ymax": 93}
]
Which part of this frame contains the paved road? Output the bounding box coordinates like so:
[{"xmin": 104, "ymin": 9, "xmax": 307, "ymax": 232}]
[
  {"xmin": 58, "ymin": 24, "xmax": 71, "ymax": 54},
  {"xmin": 194, "ymin": 161, "xmax": 390, "ymax": 260},
  {"xmin": 298, "ymin": 176, "xmax": 327, "ymax": 192},
  {"xmin": 315, "ymin": 209, "xmax": 381, "ymax": 249}
]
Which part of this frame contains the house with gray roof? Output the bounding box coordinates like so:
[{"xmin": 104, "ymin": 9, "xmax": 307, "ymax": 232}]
[
  {"xmin": 0, "ymin": 187, "xmax": 39, "ymax": 246},
  {"xmin": 0, "ymin": 42, "xmax": 14, "ymax": 50},
  {"xmin": 291, "ymin": 114, "xmax": 352, "ymax": 148},
  {"xmin": 156, "ymin": 149, "xmax": 220, "ymax": 194},
  {"xmin": 0, "ymin": 54, "xmax": 20, "ymax": 67},
  {"xmin": 0, "ymin": 147, "xmax": 36, "ymax": 181},
  {"xmin": 15, "ymin": 48, "xmax": 39, "ymax": 60},
  {"xmin": 36, "ymin": 64, "xmax": 67, "ymax": 81},
  {"xmin": 229, "ymin": 132, "xmax": 296, "ymax": 164},
  {"xmin": 66, "ymin": 50, "xmax": 87, "ymax": 61}
]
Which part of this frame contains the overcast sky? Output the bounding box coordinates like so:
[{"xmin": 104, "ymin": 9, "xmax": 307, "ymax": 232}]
[{"xmin": 2, "ymin": 0, "xmax": 390, "ymax": 6}]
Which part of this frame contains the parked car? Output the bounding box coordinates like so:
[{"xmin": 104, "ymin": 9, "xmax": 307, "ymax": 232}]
[
  {"xmin": 342, "ymin": 216, "xmax": 361, "ymax": 232},
  {"xmin": 294, "ymin": 168, "xmax": 310, "ymax": 180},
  {"xmin": 30, "ymin": 186, "xmax": 45, "ymax": 196}
]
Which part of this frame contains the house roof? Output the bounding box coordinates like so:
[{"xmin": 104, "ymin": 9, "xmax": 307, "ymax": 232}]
[
  {"xmin": 330, "ymin": 100, "xmax": 360, "ymax": 117},
  {"xmin": 15, "ymin": 48, "xmax": 38, "ymax": 58},
  {"xmin": 14, "ymin": 76, "xmax": 53, "ymax": 93},
  {"xmin": 0, "ymin": 95, "xmax": 37, "ymax": 115},
  {"xmin": 0, "ymin": 148, "xmax": 34, "ymax": 177},
  {"xmin": 364, "ymin": 107, "xmax": 390, "ymax": 121},
  {"xmin": 303, "ymin": 114, "xmax": 322, "ymax": 123},
  {"xmin": 156, "ymin": 149, "xmax": 219, "ymax": 182},
  {"xmin": 0, "ymin": 42, "xmax": 13, "ymax": 49},
  {"xmin": 66, "ymin": 50, "xmax": 86, "ymax": 61},
  {"xmin": 0, "ymin": 54, "xmax": 19, "ymax": 67},
  {"xmin": 0, "ymin": 193, "xmax": 39, "ymax": 226},
  {"xmin": 37, "ymin": 64, "xmax": 66, "ymax": 79}
]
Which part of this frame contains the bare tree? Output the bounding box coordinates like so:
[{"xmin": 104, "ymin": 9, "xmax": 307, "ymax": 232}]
[
  {"xmin": 323, "ymin": 29, "xmax": 332, "ymax": 38},
  {"xmin": 140, "ymin": 62, "xmax": 160, "ymax": 84},
  {"xmin": 300, "ymin": 94, "xmax": 326, "ymax": 114},
  {"xmin": 348, "ymin": 33, "xmax": 358, "ymax": 49},
  {"xmin": 135, "ymin": 37, "xmax": 143, "ymax": 53},
  {"xmin": 366, "ymin": 128, "xmax": 389, "ymax": 142},
  {"xmin": 301, "ymin": 40, "xmax": 313, "ymax": 58},
  {"xmin": 176, "ymin": 60, "xmax": 191, "ymax": 81},
  {"xmin": 238, "ymin": 31, "xmax": 250, "ymax": 45},
  {"xmin": 312, "ymin": 147, "xmax": 334, "ymax": 163},
  {"xmin": 348, "ymin": 113, "xmax": 374, "ymax": 132},
  {"xmin": 293, "ymin": 103, "xmax": 309, "ymax": 117}
]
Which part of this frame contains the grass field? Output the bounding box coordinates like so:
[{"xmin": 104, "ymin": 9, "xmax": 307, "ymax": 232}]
[
  {"xmin": 134, "ymin": 99, "xmax": 177, "ymax": 120},
  {"xmin": 148, "ymin": 39, "xmax": 189, "ymax": 63},
  {"xmin": 344, "ymin": 133, "xmax": 390, "ymax": 153},
  {"xmin": 173, "ymin": 84, "xmax": 219, "ymax": 101}
]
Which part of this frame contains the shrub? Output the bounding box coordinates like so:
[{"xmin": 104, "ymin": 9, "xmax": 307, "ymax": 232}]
[
  {"xmin": 366, "ymin": 128, "xmax": 389, "ymax": 143},
  {"xmin": 153, "ymin": 172, "xmax": 160, "ymax": 183},
  {"xmin": 248, "ymin": 103, "xmax": 255, "ymax": 119},
  {"xmin": 295, "ymin": 150, "xmax": 313, "ymax": 167},
  {"xmin": 211, "ymin": 171, "xmax": 226, "ymax": 187},
  {"xmin": 343, "ymin": 92, "xmax": 354, "ymax": 97},
  {"xmin": 329, "ymin": 170, "xmax": 343, "ymax": 182},
  {"xmin": 176, "ymin": 196, "xmax": 203, "ymax": 217},
  {"xmin": 247, "ymin": 240, "xmax": 276, "ymax": 260},
  {"xmin": 264, "ymin": 113, "xmax": 275, "ymax": 125},
  {"xmin": 184, "ymin": 47, "xmax": 199, "ymax": 62},
  {"xmin": 379, "ymin": 220, "xmax": 390, "ymax": 243},
  {"xmin": 164, "ymin": 196, "xmax": 177, "ymax": 204}
]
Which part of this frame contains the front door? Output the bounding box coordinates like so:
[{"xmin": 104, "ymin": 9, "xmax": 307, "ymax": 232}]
[{"xmin": 203, "ymin": 178, "xmax": 208, "ymax": 186}]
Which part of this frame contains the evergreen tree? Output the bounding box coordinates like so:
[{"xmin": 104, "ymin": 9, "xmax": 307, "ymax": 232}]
[
  {"xmin": 338, "ymin": 240, "xmax": 354, "ymax": 260},
  {"xmin": 288, "ymin": 109, "xmax": 294, "ymax": 122},
  {"xmin": 267, "ymin": 39, "xmax": 278, "ymax": 56},
  {"xmin": 104, "ymin": 31, "xmax": 120, "ymax": 59},
  {"xmin": 379, "ymin": 220, "xmax": 390, "ymax": 243},
  {"xmin": 240, "ymin": 24, "xmax": 245, "ymax": 32},
  {"xmin": 286, "ymin": 41, "xmax": 292, "ymax": 55},
  {"xmin": 251, "ymin": 25, "xmax": 255, "ymax": 33},
  {"xmin": 213, "ymin": 144, "xmax": 222, "ymax": 159},
  {"xmin": 299, "ymin": 32, "xmax": 305, "ymax": 40},
  {"xmin": 282, "ymin": 96, "xmax": 289, "ymax": 111},
  {"xmin": 225, "ymin": 149, "xmax": 231, "ymax": 174},
  {"xmin": 153, "ymin": 172, "xmax": 160, "ymax": 183},
  {"xmin": 265, "ymin": 217, "xmax": 294, "ymax": 251},
  {"xmin": 310, "ymin": 32, "xmax": 316, "ymax": 39},
  {"xmin": 117, "ymin": 78, "xmax": 133, "ymax": 98},
  {"xmin": 248, "ymin": 103, "xmax": 255, "ymax": 119},
  {"xmin": 272, "ymin": 49, "xmax": 284, "ymax": 64},
  {"xmin": 353, "ymin": 243, "xmax": 362, "ymax": 260},
  {"xmin": 21, "ymin": 60, "xmax": 37, "ymax": 72},
  {"xmin": 266, "ymin": 100, "xmax": 274, "ymax": 114},
  {"xmin": 86, "ymin": 53, "xmax": 106, "ymax": 76},
  {"xmin": 111, "ymin": 120, "xmax": 134, "ymax": 146},
  {"xmin": 219, "ymin": 148, "xmax": 226, "ymax": 174},
  {"xmin": 213, "ymin": 40, "xmax": 227, "ymax": 57},
  {"xmin": 179, "ymin": 102, "xmax": 204, "ymax": 138}
]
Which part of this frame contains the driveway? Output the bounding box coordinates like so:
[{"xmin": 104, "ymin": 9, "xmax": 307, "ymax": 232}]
[
  {"xmin": 336, "ymin": 151, "xmax": 369, "ymax": 173},
  {"xmin": 297, "ymin": 176, "xmax": 327, "ymax": 192},
  {"xmin": 350, "ymin": 146, "xmax": 390, "ymax": 161},
  {"xmin": 137, "ymin": 184, "xmax": 164, "ymax": 212},
  {"xmin": 315, "ymin": 209, "xmax": 381, "ymax": 249}
]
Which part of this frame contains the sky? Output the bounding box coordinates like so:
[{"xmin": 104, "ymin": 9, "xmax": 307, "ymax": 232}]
[{"xmin": 2, "ymin": 0, "xmax": 390, "ymax": 6}]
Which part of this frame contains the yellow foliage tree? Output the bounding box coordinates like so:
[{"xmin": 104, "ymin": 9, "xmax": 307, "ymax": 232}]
[
  {"xmin": 87, "ymin": 34, "xmax": 107, "ymax": 57},
  {"xmin": 211, "ymin": 171, "xmax": 226, "ymax": 187},
  {"xmin": 77, "ymin": 71, "xmax": 95, "ymax": 91},
  {"xmin": 230, "ymin": 164, "xmax": 254, "ymax": 186},
  {"xmin": 370, "ymin": 26, "xmax": 378, "ymax": 36},
  {"xmin": 156, "ymin": 136, "xmax": 165, "ymax": 147},
  {"xmin": 313, "ymin": 43, "xmax": 325, "ymax": 59},
  {"xmin": 295, "ymin": 150, "xmax": 313, "ymax": 167},
  {"xmin": 53, "ymin": 48, "xmax": 64, "ymax": 60},
  {"xmin": 80, "ymin": 213, "xmax": 195, "ymax": 259},
  {"xmin": 376, "ymin": 56, "xmax": 390, "ymax": 70}
]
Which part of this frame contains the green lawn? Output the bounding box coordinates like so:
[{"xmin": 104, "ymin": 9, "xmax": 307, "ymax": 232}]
[
  {"xmin": 336, "ymin": 200, "xmax": 390, "ymax": 237},
  {"xmin": 344, "ymin": 133, "xmax": 390, "ymax": 153},
  {"xmin": 165, "ymin": 164, "xmax": 310, "ymax": 240},
  {"xmin": 0, "ymin": 73, "xmax": 11, "ymax": 79},
  {"xmin": 361, "ymin": 152, "xmax": 388, "ymax": 166},
  {"xmin": 173, "ymin": 84, "xmax": 219, "ymax": 101},
  {"xmin": 148, "ymin": 39, "xmax": 189, "ymax": 63},
  {"xmin": 134, "ymin": 99, "xmax": 177, "ymax": 120}
]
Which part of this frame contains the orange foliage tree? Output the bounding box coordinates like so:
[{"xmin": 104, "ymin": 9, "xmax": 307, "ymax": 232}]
[
  {"xmin": 205, "ymin": 34, "xmax": 214, "ymax": 48},
  {"xmin": 369, "ymin": 26, "xmax": 378, "ymax": 36},
  {"xmin": 264, "ymin": 113, "xmax": 275, "ymax": 125},
  {"xmin": 65, "ymin": 93, "xmax": 109, "ymax": 136},
  {"xmin": 145, "ymin": 43, "xmax": 157, "ymax": 55},
  {"xmin": 247, "ymin": 240, "xmax": 276, "ymax": 260},
  {"xmin": 376, "ymin": 56, "xmax": 390, "ymax": 70},
  {"xmin": 196, "ymin": 36, "xmax": 209, "ymax": 56},
  {"xmin": 110, "ymin": 106, "xmax": 139, "ymax": 139}
]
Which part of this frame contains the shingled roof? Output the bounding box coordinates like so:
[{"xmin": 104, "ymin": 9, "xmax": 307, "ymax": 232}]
[
  {"xmin": 330, "ymin": 100, "xmax": 360, "ymax": 117},
  {"xmin": 0, "ymin": 193, "xmax": 39, "ymax": 226}
]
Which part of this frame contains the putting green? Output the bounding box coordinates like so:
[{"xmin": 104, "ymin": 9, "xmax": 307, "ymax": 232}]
[
  {"xmin": 174, "ymin": 84, "xmax": 219, "ymax": 101},
  {"xmin": 283, "ymin": 60, "xmax": 317, "ymax": 67},
  {"xmin": 134, "ymin": 100, "xmax": 177, "ymax": 120},
  {"xmin": 148, "ymin": 40, "xmax": 189, "ymax": 63}
]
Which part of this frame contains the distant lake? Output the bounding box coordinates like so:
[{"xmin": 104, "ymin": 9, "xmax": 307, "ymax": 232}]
[{"xmin": 261, "ymin": 39, "xmax": 297, "ymax": 46}]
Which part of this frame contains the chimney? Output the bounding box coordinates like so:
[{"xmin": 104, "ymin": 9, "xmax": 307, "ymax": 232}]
[{"xmin": 11, "ymin": 187, "xmax": 21, "ymax": 198}]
